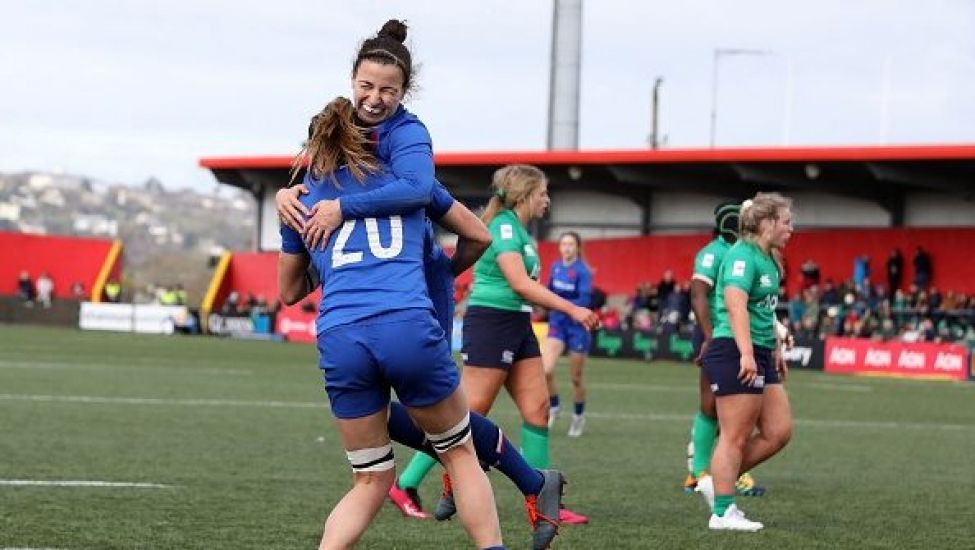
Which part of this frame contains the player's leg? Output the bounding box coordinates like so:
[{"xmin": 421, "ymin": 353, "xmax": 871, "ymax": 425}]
[
  {"xmin": 566, "ymin": 340, "xmax": 588, "ymax": 437},
  {"xmin": 699, "ymin": 338, "xmax": 764, "ymax": 531},
  {"xmin": 320, "ymin": 410, "xmax": 395, "ymax": 550},
  {"xmin": 740, "ymin": 384, "xmax": 792, "ymax": 472},
  {"xmin": 407, "ymin": 388, "xmax": 503, "ymax": 549},
  {"xmin": 542, "ymin": 336, "xmax": 566, "ymax": 428},
  {"xmin": 690, "ymin": 370, "xmax": 718, "ymax": 479}
]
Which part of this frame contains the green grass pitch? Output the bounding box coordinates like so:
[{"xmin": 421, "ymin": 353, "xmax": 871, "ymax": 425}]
[{"xmin": 1, "ymin": 325, "xmax": 973, "ymax": 549}]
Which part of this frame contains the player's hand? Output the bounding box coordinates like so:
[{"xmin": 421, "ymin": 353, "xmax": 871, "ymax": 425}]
[
  {"xmin": 774, "ymin": 347, "xmax": 789, "ymax": 382},
  {"xmin": 276, "ymin": 185, "xmax": 309, "ymax": 232},
  {"xmin": 738, "ymin": 353, "xmax": 758, "ymax": 386},
  {"xmin": 694, "ymin": 338, "xmax": 711, "ymax": 367},
  {"xmin": 304, "ymin": 199, "xmax": 343, "ymax": 250},
  {"xmin": 571, "ymin": 306, "xmax": 600, "ymax": 331}
]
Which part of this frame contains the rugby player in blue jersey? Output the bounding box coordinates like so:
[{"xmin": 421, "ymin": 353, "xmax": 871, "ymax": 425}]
[
  {"xmin": 542, "ymin": 232, "xmax": 594, "ymax": 437},
  {"xmin": 278, "ymin": 96, "xmax": 503, "ymax": 550}
]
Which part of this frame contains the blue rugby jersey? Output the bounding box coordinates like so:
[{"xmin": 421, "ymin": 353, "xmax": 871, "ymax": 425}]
[
  {"xmin": 281, "ymin": 169, "xmax": 453, "ymax": 333},
  {"xmin": 547, "ymin": 259, "xmax": 593, "ymax": 308},
  {"xmin": 338, "ymin": 106, "xmax": 436, "ymax": 218}
]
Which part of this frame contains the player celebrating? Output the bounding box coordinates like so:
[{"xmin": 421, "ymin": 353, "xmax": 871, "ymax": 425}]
[
  {"xmin": 542, "ymin": 231, "xmax": 594, "ymax": 437},
  {"xmin": 698, "ymin": 193, "xmax": 794, "ymax": 531},
  {"xmin": 278, "ymin": 95, "xmax": 505, "ymax": 550}
]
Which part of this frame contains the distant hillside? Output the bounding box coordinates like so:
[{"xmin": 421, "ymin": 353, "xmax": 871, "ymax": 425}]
[{"xmin": 0, "ymin": 171, "xmax": 257, "ymax": 305}]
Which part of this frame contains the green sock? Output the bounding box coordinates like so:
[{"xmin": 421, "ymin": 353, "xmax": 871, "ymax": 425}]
[
  {"xmin": 398, "ymin": 452, "xmax": 438, "ymax": 489},
  {"xmin": 691, "ymin": 412, "xmax": 719, "ymax": 477},
  {"xmin": 714, "ymin": 494, "xmax": 735, "ymax": 517},
  {"xmin": 520, "ymin": 422, "xmax": 550, "ymax": 469}
]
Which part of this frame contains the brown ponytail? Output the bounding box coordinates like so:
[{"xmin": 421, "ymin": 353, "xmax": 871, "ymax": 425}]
[{"xmin": 290, "ymin": 97, "xmax": 378, "ymax": 186}]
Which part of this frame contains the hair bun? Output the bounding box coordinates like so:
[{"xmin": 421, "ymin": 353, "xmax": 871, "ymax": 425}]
[{"xmin": 377, "ymin": 19, "xmax": 408, "ymax": 43}]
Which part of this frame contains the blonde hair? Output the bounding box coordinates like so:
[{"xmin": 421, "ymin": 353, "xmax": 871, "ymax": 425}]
[
  {"xmin": 739, "ymin": 192, "xmax": 792, "ymax": 243},
  {"xmin": 480, "ymin": 164, "xmax": 547, "ymax": 225},
  {"xmin": 289, "ymin": 97, "xmax": 379, "ymax": 186}
]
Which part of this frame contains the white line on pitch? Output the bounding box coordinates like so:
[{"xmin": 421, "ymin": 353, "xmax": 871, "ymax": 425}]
[
  {"xmin": 0, "ymin": 360, "xmax": 252, "ymax": 376},
  {"xmin": 0, "ymin": 393, "xmax": 325, "ymax": 409},
  {"xmin": 1, "ymin": 392, "xmax": 971, "ymax": 432},
  {"xmin": 0, "ymin": 480, "xmax": 172, "ymax": 488}
]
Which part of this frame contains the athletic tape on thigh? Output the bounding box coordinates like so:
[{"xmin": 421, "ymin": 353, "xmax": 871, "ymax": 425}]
[
  {"xmin": 425, "ymin": 412, "xmax": 472, "ymax": 454},
  {"xmin": 346, "ymin": 444, "xmax": 395, "ymax": 472}
]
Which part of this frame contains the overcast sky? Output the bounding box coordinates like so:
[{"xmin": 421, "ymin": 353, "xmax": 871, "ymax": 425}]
[{"xmin": 2, "ymin": 1, "xmax": 973, "ymax": 190}]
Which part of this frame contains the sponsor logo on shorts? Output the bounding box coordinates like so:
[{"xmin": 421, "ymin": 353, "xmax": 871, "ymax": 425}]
[
  {"xmin": 753, "ymin": 375, "xmax": 765, "ymax": 388},
  {"xmin": 732, "ymin": 260, "xmax": 746, "ymax": 277},
  {"xmin": 501, "ymin": 350, "xmax": 514, "ymax": 364},
  {"xmin": 710, "ymin": 383, "xmax": 719, "ymax": 392},
  {"xmin": 461, "ymin": 353, "xmax": 468, "ymax": 362}
]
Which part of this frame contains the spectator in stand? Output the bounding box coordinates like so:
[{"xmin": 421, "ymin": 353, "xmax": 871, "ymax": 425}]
[
  {"xmin": 17, "ymin": 271, "xmax": 34, "ymax": 304},
  {"xmin": 799, "ymin": 259, "xmax": 820, "ymax": 290},
  {"xmin": 174, "ymin": 284, "xmax": 188, "ymax": 306},
  {"xmin": 35, "ymin": 272, "xmax": 54, "ymax": 308},
  {"xmin": 821, "ymin": 279, "xmax": 840, "ymax": 307},
  {"xmin": 886, "ymin": 248, "xmax": 903, "ymax": 292},
  {"xmin": 853, "ymin": 255, "xmax": 870, "ymax": 292},
  {"xmin": 599, "ymin": 306, "xmax": 621, "ymax": 330},
  {"xmin": 658, "ymin": 270, "xmax": 676, "ymax": 304},
  {"xmin": 913, "ymin": 246, "xmax": 932, "ymax": 289},
  {"xmin": 221, "ymin": 291, "xmax": 240, "ymax": 315},
  {"xmin": 787, "ymin": 292, "xmax": 804, "ymax": 333},
  {"xmin": 104, "ymin": 280, "xmax": 121, "ymax": 302}
]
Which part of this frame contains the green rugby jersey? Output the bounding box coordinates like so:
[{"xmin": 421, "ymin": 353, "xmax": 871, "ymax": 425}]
[
  {"xmin": 691, "ymin": 237, "xmax": 732, "ymax": 327},
  {"xmin": 712, "ymin": 240, "xmax": 780, "ymax": 349},
  {"xmin": 468, "ymin": 209, "xmax": 540, "ymax": 312}
]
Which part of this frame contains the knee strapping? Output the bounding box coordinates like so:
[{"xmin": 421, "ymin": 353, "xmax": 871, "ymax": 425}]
[
  {"xmin": 346, "ymin": 444, "xmax": 395, "ymax": 473},
  {"xmin": 425, "ymin": 412, "xmax": 472, "ymax": 454}
]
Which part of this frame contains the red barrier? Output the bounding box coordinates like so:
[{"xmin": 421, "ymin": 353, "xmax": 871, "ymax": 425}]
[
  {"xmin": 824, "ymin": 337, "xmax": 969, "ymax": 381},
  {"xmin": 0, "ymin": 231, "xmax": 117, "ymax": 300},
  {"xmin": 275, "ymin": 303, "xmax": 318, "ymax": 343}
]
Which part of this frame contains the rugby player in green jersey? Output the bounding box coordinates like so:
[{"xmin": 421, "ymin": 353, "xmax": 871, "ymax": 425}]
[{"xmin": 698, "ymin": 193, "xmax": 794, "ymax": 531}]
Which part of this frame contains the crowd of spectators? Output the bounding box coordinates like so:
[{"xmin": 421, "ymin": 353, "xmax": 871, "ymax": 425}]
[{"xmin": 581, "ymin": 247, "xmax": 974, "ymax": 345}]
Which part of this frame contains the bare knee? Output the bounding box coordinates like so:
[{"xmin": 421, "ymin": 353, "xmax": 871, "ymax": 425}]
[
  {"xmin": 521, "ymin": 396, "xmax": 549, "ymax": 427},
  {"xmin": 764, "ymin": 421, "xmax": 793, "ymax": 451},
  {"xmin": 353, "ymin": 468, "xmax": 395, "ymax": 493}
]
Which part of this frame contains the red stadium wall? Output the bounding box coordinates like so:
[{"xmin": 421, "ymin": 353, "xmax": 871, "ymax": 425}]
[
  {"xmin": 221, "ymin": 252, "xmax": 320, "ymax": 326},
  {"xmin": 538, "ymin": 228, "xmax": 975, "ymax": 296},
  {"xmin": 0, "ymin": 231, "xmax": 118, "ymax": 300},
  {"xmin": 217, "ymin": 227, "xmax": 975, "ymax": 313}
]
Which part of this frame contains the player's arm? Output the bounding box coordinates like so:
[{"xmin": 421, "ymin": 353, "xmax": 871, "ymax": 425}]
[
  {"xmin": 278, "ymin": 252, "xmax": 313, "ymax": 306},
  {"xmin": 438, "ymin": 203, "xmax": 491, "ymax": 276},
  {"xmin": 496, "ymin": 253, "xmax": 598, "ymax": 330},
  {"xmin": 577, "ymin": 265, "xmax": 593, "ymax": 307},
  {"xmin": 304, "ymin": 123, "xmax": 434, "ymax": 249},
  {"xmin": 424, "ymin": 182, "xmax": 491, "ymax": 276},
  {"xmin": 690, "ymin": 279, "xmax": 714, "ymax": 338},
  {"xmin": 278, "ymin": 223, "xmax": 315, "ymax": 305}
]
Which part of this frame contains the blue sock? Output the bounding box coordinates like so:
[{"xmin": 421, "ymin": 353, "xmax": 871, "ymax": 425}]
[
  {"xmin": 574, "ymin": 401, "xmax": 585, "ymax": 415},
  {"xmin": 469, "ymin": 412, "xmax": 545, "ymax": 496},
  {"xmin": 549, "ymin": 394, "xmax": 560, "ymax": 409},
  {"xmin": 387, "ymin": 402, "xmax": 440, "ymax": 461},
  {"xmin": 481, "ymin": 546, "xmax": 506, "ymax": 550}
]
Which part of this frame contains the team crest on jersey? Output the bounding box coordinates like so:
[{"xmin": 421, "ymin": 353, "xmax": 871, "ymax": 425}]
[
  {"xmin": 759, "ymin": 274, "xmax": 772, "ymax": 287},
  {"xmin": 702, "ymin": 253, "xmax": 715, "ymax": 268},
  {"xmin": 500, "ymin": 224, "xmax": 514, "ymax": 240},
  {"xmin": 732, "ymin": 260, "xmax": 746, "ymax": 277}
]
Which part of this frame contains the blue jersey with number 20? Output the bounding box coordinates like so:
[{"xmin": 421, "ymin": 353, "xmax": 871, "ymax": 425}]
[{"xmin": 281, "ymin": 167, "xmax": 452, "ymax": 334}]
